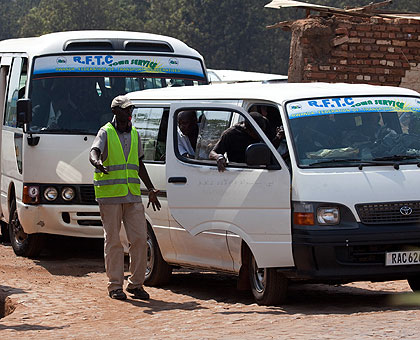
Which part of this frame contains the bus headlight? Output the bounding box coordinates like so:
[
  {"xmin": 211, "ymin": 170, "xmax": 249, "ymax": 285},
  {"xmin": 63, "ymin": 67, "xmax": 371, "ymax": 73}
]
[
  {"xmin": 44, "ymin": 187, "xmax": 58, "ymax": 201},
  {"xmin": 61, "ymin": 187, "xmax": 75, "ymax": 201},
  {"xmin": 317, "ymin": 207, "xmax": 340, "ymax": 225}
]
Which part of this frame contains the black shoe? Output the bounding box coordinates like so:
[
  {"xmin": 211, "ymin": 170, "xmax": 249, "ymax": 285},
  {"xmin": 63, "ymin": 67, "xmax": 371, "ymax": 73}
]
[
  {"xmin": 126, "ymin": 286, "xmax": 150, "ymax": 300},
  {"xmin": 109, "ymin": 289, "xmax": 127, "ymax": 300}
]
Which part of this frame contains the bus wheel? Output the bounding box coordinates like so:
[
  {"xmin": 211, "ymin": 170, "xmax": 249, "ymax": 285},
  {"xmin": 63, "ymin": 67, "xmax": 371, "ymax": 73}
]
[
  {"xmin": 407, "ymin": 277, "xmax": 420, "ymax": 292},
  {"xmin": 249, "ymin": 253, "xmax": 288, "ymax": 306},
  {"xmin": 1, "ymin": 221, "xmax": 10, "ymax": 242},
  {"xmin": 144, "ymin": 225, "xmax": 172, "ymax": 286},
  {"xmin": 8, "ymin": 200, "xmax": 44, "ymax": 258}
]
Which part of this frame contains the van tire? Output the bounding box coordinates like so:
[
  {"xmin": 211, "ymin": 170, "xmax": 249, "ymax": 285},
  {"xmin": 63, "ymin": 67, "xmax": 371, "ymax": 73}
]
[
  {"xmin": 407, "ymin": 277, "xmax": 420, "ymax": 292},
  {"xmin": 249, "ymin": 252, "xmax": 288, "ymax": 306},
  {"xmin": 8, "ymin": 200, "xmax": 44, "ymax": 258},
  {"xmin": 144, "ymin": 225, "xmax": 172, "ymax": 286}
]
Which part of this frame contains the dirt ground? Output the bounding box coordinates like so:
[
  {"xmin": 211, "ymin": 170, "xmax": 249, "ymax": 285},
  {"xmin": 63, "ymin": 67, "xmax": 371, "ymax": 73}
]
[{"xmin": 0, "ymin": 235, "xmax": 420, "ymax": 340}]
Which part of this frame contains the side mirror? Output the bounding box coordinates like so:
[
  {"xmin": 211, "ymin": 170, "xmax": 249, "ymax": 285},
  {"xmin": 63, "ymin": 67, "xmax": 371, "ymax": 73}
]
[
  {"xmin": 17, "ymin": 98, "xmax": 32, "ymax": 126},
  {"xmin": 246, "ymin": 143, "xmax": 271, "ymax": 166}
]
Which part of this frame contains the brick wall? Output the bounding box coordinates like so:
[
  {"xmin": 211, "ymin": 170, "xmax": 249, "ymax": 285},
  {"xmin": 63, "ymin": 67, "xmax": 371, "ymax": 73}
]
[{"xmin": 287, "ymin": 16, "xmax": 420, "ymax": 92}]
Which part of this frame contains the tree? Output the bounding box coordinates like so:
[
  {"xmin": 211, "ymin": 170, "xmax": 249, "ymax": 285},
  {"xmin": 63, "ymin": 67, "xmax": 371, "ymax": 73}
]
[
  {"xmin": 3, "ymin": 0, "xmax": 420, "ymax": 75},
  {"xmin": 0, "ymin": 0, "xmax": 40, "ymax": 40},
  {"xmin": 144, "ymin": 0, "xmax": 292, "ymax": 74},
  {"xmin": 19, "ymin": 0, "xmax": 147, "ymax": 37}
]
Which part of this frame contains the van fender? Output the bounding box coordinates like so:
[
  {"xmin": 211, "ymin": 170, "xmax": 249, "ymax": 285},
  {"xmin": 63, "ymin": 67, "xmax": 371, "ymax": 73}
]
[{"xmin": 189, "ymin": 221, "xmax": 294, "ymax": 268}]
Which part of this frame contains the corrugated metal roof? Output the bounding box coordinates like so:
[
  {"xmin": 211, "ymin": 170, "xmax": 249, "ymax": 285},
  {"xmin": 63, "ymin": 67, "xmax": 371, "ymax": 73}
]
[
  {"xmin": 265, "ymin": 0, "xmax": 331, "ymax": 10},
  {"xmin": 265, "ymin": 0, "xmax": 420, "ymax": 20}
]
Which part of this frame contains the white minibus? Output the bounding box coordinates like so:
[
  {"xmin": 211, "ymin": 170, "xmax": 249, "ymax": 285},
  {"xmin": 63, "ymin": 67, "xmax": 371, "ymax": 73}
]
[
  {"xmin": 125, "ymin": 81, "xmax": 420, "ymax": 305},
  {"xmin": 0, "ymin": 30, "xmax": 208, "ymax": 257}
]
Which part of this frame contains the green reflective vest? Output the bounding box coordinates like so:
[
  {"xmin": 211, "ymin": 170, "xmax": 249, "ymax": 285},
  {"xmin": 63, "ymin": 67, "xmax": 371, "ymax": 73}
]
[{"xmin": 94, "ymin": 122, "xmax": 141, "ymax": 199}]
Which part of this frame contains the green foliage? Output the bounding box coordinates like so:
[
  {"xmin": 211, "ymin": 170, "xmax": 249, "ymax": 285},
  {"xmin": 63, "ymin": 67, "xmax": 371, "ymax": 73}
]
[
  {"xmin": 0, "ymin": 0, "xmax": 41, "ymax": 40},
  {"xmin": 1, "ymin": 0, "xmax": 420, "ymax": 75}
]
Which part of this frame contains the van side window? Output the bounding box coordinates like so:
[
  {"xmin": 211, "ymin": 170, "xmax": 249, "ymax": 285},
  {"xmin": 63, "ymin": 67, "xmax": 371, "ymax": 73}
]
[
  {"xmin": 176, "ymin": 110, "xmax": 232, "ymax": 160},
  {"xmin": 175, "ymin": 109, "xmax": 275, "ymax": 169},
  {"xmin": 4, "ymin": 57, "xmax": 27, "ymax": 128},
  {"xmin": 133, "ymin": 107, "xmax": 168, "ymax": 162}
]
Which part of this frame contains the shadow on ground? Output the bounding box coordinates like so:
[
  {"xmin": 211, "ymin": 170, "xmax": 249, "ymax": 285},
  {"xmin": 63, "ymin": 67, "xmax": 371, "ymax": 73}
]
[
  {"xmin": 156, "ymin": 271, "xmax": 420, "ymax": 315},
  {"xmin": 126, "ymin": 297, "xmax": 207, "ymax": 315},
  {"xmin": 0, "ymin": 323, "xmax": 68, "ymax": 332},
  {"xmin": 33, "ymin": 235, "xmax": 105, "ymax": 277}
]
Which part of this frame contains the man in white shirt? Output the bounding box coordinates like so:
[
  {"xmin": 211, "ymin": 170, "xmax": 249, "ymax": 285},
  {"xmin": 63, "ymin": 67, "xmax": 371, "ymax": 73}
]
[{"xmin": 177, "ymin": 110, "xmax": 198, "ymax": 158}]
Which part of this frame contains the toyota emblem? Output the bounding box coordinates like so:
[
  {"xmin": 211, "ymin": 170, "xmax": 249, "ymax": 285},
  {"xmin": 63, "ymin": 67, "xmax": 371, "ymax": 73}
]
[{"xmin": 400, "ymin": 206, "xmax": 413, "ymax": 216}]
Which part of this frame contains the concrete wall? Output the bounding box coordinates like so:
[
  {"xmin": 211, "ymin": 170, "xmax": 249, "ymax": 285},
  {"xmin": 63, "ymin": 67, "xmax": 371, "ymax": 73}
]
[{"xmin": 287, "ymin": 16, "xmax": 420, "ymax": 92}]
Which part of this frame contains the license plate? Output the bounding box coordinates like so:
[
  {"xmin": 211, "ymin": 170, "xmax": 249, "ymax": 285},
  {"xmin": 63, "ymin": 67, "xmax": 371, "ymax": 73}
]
[{"xmin": 385, "ymin": 250, "xmax": 420, "ymax": 266}]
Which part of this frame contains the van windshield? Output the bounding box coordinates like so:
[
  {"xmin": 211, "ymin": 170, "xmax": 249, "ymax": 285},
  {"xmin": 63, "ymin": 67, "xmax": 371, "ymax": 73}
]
[
  {"xmin": 286, "ymin": 96, "xmax": 420, "ymax": 167},
  {"xmin": 28, "ymin": 54, "xmax": 207, "ymax": 134}
]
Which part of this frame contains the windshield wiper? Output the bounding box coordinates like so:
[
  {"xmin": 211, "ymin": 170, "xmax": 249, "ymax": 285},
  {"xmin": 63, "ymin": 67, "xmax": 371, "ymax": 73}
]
[
  {"xmin": 372, "ymin": 155, "xmax": 420, "ymax": 162},
  {"xmin": 372, "ymin": 155, "xmax": 420, "ymax": 169},
  {"xmin": 308, "ymin": 158, "xmax": 362, "ymax": 167},
  {"xmin": 308, "ymin": 158, "xmax": 400, "ymax": 170}
]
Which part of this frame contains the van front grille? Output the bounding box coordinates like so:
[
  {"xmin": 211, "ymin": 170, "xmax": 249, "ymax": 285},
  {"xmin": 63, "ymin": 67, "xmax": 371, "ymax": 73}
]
[
  {"xmin": 356, "ymin": 201, "xmax": 420, "ymax": 224},
  {"xmin": 336, "ymin": 244, "xmax": 420, "ymax": 264}
]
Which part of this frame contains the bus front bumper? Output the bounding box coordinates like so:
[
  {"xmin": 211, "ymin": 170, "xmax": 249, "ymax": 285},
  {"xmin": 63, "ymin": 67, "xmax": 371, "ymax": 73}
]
[{"xmin": 17, "ymin": 201, "xmax": 104, "ymax": 238}]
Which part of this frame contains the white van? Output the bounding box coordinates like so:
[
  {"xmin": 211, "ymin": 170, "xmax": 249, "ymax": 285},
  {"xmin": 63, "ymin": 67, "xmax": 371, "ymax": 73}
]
[{"xmin": 128, "ymin": 82, "xmax": 420, "ymax": 305}]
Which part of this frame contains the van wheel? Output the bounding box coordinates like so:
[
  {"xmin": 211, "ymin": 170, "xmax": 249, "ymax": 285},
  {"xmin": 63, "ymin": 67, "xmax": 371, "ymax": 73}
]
[
  {"xmin": 8, "ymin": 200, "xmax": 44, "ymax": 258},
  {"xmin": 249, "ymin": 253, "xmax": 288, "ymax": 305},
  {"xmin": 407, "ymin": 277, "xmax": 420, "ymax": 292},
  {"xmin": 144, "ymin": 225, "xmax": 172, "ymax": 286}
]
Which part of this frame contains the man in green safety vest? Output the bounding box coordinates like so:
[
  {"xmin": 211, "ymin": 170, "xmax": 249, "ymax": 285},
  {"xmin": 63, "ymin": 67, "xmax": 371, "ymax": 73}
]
[{"xmin": 89, "ymin": 95, "xmax": 161, "ymax": 300}]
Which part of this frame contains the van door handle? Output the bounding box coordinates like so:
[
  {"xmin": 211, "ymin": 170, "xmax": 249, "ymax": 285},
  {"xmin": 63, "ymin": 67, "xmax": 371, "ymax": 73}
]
[{"xmin": 168, "ymin": 177, "xmax": 187, "ymax": 184}]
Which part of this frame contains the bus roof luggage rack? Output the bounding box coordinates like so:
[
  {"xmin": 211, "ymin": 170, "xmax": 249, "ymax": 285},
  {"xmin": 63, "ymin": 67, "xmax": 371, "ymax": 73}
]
[
  {"xmin": 64, "ymin": 40, "xmax": 114, "ymax": 51},
  {"xmin": 124, "ymin": 40, "xmax": 174, "ymax": 52}
]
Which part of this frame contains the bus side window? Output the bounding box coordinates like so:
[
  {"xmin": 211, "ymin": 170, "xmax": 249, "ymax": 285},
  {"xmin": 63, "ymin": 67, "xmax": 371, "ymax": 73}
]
[
  {"xmin": 0, "ymin": 64, "xmax": 10, "ymax": 123},
  {"xmin": 4, "ymin": 57, "xmax": 27, "ymax": 128},
  {"xmin": 132, "ymin": 107, "xmax": 168, "ymax": 162}
]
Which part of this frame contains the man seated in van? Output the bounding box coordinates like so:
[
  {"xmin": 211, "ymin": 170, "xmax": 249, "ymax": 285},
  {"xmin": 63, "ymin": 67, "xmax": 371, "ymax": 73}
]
[
  {"xmin": 249, "ymin": 104, "xmax": 288, "ymax": 155},
  {"xmin": 177, "ymin": 110, "xmax": 199, "ymax": 158},
  {"xmin": 209, "ymin": 112, "xmax": 267, "ymax": 172}
]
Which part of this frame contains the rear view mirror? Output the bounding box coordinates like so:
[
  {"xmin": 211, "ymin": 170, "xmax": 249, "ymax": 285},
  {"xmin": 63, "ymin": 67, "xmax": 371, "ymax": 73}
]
[
  {"xmin": 17, "ymin": 98, "xmax": 32, "ymax": 126},
  {"xmin": 246, "ymin": 143, "xmax": 271, "ymax": 166}
]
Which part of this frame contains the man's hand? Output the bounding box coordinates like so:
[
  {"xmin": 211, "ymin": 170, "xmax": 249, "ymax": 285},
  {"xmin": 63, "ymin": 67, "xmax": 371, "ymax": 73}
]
[
  {"xmin": 93, "ymin": 159, "xmax": 109, "ymax": 174},
  {"xmin": 90, "ymin": 148, "xmax": 108, "ymax": 174},
  {"xmin": 216, "ymin": 155, "xmax": 227, "ymax": 172},
  {"xmin": 147, "ymin": 189, "xmax": 161, "ymax": 211},
  {"xmin": 275, "ymin": 126, "xmax": 285, "ymax": 140}
]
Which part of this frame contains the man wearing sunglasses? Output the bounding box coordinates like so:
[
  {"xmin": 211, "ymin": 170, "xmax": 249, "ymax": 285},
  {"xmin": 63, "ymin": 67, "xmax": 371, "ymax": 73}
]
[{"xmin": 90, "ymin": 95, "xmax": 161, "ymax": 300}]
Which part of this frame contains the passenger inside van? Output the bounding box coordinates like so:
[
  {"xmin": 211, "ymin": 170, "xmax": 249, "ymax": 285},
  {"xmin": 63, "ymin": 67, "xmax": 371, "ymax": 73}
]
[
  {"xmin": 249, "ymin": 104, "xmax": 288, "ymax": 158},
  {"xmin": 177, "ymin": 110, "xmax": 199, "ymax": 158},
  {"xmin": 209, "ymin": 111, "xmax": 267, "ymax": 172}
]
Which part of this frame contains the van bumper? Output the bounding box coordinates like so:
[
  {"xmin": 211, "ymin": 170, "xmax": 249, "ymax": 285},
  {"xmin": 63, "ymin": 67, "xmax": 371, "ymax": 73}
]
[{"xmin": 292, "ymin": 223, "xmax": 420, "ymax": 282}]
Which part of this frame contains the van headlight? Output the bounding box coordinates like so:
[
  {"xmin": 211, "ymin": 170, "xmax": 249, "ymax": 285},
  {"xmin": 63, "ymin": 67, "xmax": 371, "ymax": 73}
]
[
  {"xmin": 317, "ymin": 207, "xmax": 340, "ymax": 225},
  {"xmin": 61, "ymin": 187, "xmax": 75, "ymax": 201},
  {"xmin": 44, "ymin": 187, "xmax": 58, "ymax": 201}
]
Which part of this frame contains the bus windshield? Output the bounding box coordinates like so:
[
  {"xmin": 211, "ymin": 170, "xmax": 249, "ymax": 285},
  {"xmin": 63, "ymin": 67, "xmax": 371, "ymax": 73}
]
[
  {"xmin": 285, "ymin": 96, "xmax": 420, "ymax": 167},
  {"xmin": 29, "ymin": 54, "xmax": 207, "ymax": 134}
]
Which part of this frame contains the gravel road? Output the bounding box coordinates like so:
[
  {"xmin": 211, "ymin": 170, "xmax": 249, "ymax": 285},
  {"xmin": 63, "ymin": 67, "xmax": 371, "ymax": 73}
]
[{"xmin": 0, "ymin": 236, "xmax": 419, "ymax": 339}]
